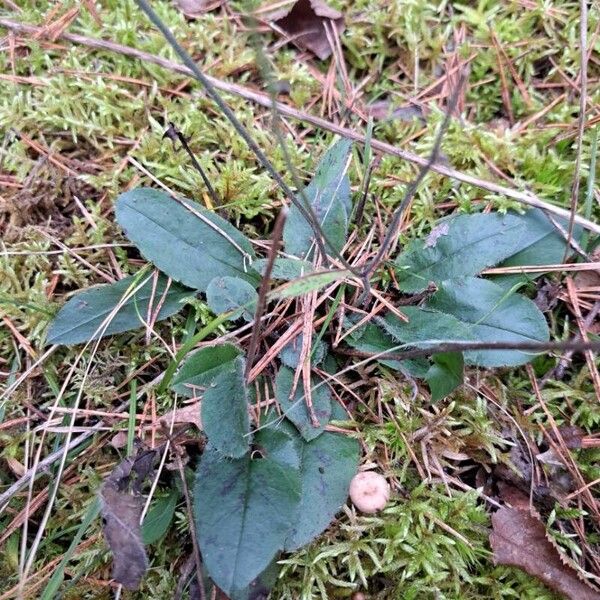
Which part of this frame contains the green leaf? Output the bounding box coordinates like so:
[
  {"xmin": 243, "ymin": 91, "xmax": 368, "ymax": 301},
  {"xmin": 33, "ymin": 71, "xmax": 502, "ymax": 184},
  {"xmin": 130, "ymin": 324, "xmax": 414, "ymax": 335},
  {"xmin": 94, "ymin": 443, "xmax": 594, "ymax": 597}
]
[
  {"xmin": 171, "ymin": 343, "xmax": 242, "ymax": 398},
  {"xmin": 252, "ymin": 257, "xmax": 315, "ymax": 280},
  {"xmin": 394, "ymin": 213, "xmax": 527, "ymax": 292},
  {"xmin": 255, "ymin": 421, "xmax": 301, "ymax": 471},
  {"xmin": 279, "ymin": 333, "xmax": 327, "ymax": 368},
  {"xmin": 272, "ymin": 270, "xmax": 350, "ymax": 299},
  {"xmin": 425, "ymin": 352, "xmax": 464, "ymax": 402},
  {"xmin": 500, "ymin": 209, "xmax": 583, "ymax": 267},
  {"xmin": 426, "ymin": 277, "xmax": 549, "ymax": 366},
  {"xmin": 142, "ymin": 488, "xmax": 179, "ymax": 545},
  {"xmin": 275, "ymin": 367, "xmax": 332, "ymax": 442},
  {"xmin": 378, "ymin": 306, "xmax": 474, "ymax": 348},
  {"xmin": 206, "ymin": 276, "xmax": 257, "ymax": 322},
  {"xmin": 285, "ymin": 431, "xmax": 359, "ymax": 551},
  {"xmin": 493, "ymin": 209, "xmax": 583, "ymax": 288},
  {"xmin": 47, "ymin": 273, "xmax": 190, "ymax": 345},
  {"xmin": 194, "ymin": 446, "xmax": 300, "ymax": 596},
  {"xmin": 115, "ymin": 188, "xmax": 258, "ymax": 291},
  {"xmin": 283, "ymin": 139, "xmax": 352, "ymax": 259},
  {"xmin": 201, "ymin": 356, "xmax": 250, "ymax": 458},
  {"xmin": 228, "ymin": 560, "xmax": 282, "ymax": 600},
  {"xmin": 377, "ymin": 278, "xmax": 549, "ymax": 366},
  {"xmin": 344, "ymin": 319, "xmax": 430, "ymax": 377}
]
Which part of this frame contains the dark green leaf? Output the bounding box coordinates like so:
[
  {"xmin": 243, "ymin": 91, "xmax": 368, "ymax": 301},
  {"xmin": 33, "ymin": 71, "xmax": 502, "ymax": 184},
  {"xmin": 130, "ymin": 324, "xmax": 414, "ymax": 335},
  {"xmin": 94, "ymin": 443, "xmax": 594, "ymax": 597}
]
[
  {"xmin": 47, "ymin": 273, "xmax": 190, "ymax": 345},
  {"xmin": 201, "ymin": 356, "xmax": 250, "ymax": 458},
  {"xmin": 500, "ymin": 209, "xmax": 583, "ymax": 267},
  {"xmin": 275, "ymin": 367, "xmax": 331, "ymax": 441},
  {"xmin": 425, "ymin": 352, "xmax": 464, "ymax": 402},
  {"xmin": 493, "ymin": 209, "xmax": 583, "ymax": 288},
  {"xmin": 171, "ymin": 343, "xmax": 242, "ymax": 398},
  {"xmin": 394, "ymin": 213, "xmax": 527, "ymax": 292},
  {"xmin": 279, "ymin": 333, "xmax": 327, "ymax": 368},
  {"xmin": 285, "ymin": 432, "xmax": 359, "ymax": 551},
  {"xmin": 115, "ymin": 188, "xmax": 258, "ymax": 291},
  {"xmin": 255, "ymin": 423, "xmax": 301, "ymax": 471},
  {"xmin": 229, "ymin": 560, "xmax": 282, "ymax": 600},
  {"xmin": 378, "ymin": 306, "xmax": 474, "ymax": 349},
  {"xmin": 426, "ymin": 277, "xmax": 549, "ymax": 366},
  {"xmin": 377, "ymin": 278, "xmax": 549, "ymax": 367},
  {"xmin": 194, "ymin": 446, "xmax": 300, "ymax": 595},
  {"xmin": 252, "ymin": 257, "xmax": 315, "ymax": 280},
  {"xmin": 283, "ymin": 140, "xmax": 352, "ymax": 259},
  {"xmin": 142, "ymin": 488, "xmax": 179, "ymax": 544},
  {"xmin": 206, "ymin": 276, "xmax": 257, "ymax": 322},
  {"xmin": 344, "ymin": 319, "xmax": 430, "ymax": 377}
]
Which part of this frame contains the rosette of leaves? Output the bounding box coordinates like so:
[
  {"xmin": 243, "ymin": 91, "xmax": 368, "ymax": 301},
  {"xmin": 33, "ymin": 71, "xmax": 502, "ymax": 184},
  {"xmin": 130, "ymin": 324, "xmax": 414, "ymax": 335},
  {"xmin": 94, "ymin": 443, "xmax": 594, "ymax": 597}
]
[
  {"xmin": 45, "ymin": 135, "xmax": 576, "ymax": 595},
  {"xmin": 46, "ymin": 141, "xmax": 361, "ymax": 597},
  {"xmin": 346, "ymin": 209, "xmax": 580, "ymax": 400}
]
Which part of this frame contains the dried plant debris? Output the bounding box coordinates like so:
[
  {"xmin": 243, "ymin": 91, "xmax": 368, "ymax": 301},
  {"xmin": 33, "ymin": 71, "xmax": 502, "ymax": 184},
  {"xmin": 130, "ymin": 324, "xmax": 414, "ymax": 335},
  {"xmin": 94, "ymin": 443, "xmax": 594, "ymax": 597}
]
[
  {"xmin": 366, "ymin": 100, "xmax": 425, "ymax": 122},
  {"xmin": 490, "ymin": 505, "xmax": 600, "ymax": 600},
  {"xmin": 99, "ymin": 448, "xmax": 157, "ymax": 589},
  {"xmin": 266, "ymin": 0, "xmax": 344, "ymax": 60},
  {"xmin": 173, "ymin": 0, "xmax": 225, "ymax": 17}
]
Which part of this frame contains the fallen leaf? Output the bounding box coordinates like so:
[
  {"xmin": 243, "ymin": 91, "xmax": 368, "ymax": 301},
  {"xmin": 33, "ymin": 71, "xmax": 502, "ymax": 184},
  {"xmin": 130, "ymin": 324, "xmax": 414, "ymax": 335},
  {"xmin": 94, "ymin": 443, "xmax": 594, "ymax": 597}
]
[
  {"xmin": 99, "ymin": 449, "xmax": 156, "ymax": 590},
  {"xmin": 549, "ymin": 425, "xmax": 586, "ymax": 450},
  {"xmin": 110, "ymin": 431, "xmax": 129, "ymax": 450},
  {"xmin": 496, "ymin": 482, "xmax": 530, "ymax": 510},
  {"xmin": 533, "ymin": 280, "xmax": 561, "ymax": 312},
  {"xmin": 173, "ymin": 0, "xmax": 225, "ymax": 17},
  {"xmin": 367, "ymin": 100, "xmax": 424, "ymax": 122},
  {"xmin": 160, "ymin": 401, "xmax": 203, "ymax": 431},
  {"xmin": 490, "ymin": 507, "xmax": 600, "ymax": 600},
  {"xmin": 267, "ymin": 0, "xmax": 344, "ymax": 60},
  {"xmin": 5, "ymin": 456, "xmax": 26, "ymax": 477},
  {"xmin": 573, "ymin": 248, "xmax": 600, "ymax": 292}
]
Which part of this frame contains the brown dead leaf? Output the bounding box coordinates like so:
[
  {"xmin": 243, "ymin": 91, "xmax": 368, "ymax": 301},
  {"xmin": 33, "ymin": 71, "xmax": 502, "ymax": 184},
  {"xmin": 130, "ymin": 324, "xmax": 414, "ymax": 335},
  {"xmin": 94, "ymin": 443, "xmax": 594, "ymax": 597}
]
[
  {"xmin": 490, "ymin": 507, "xmax": 600, "ymax": 600},
  {"xmin": 574, "ymin": 248, "xmax": 600, "ymax": 293},
  {"xmin": 553, "ymin": 425, "xmax": 586, "ymax": 449},
  {"xmin": 367, "ymin": 100, "xmax": 424, "ymax": 123},
  {"xmin": 174, "ymin": 0, "xmax": 225, "ymax": 17},
  {"xmin": 99, "ymin": 449, "xmax": 157, "ymax": 590},
  {"xmin": 109, "ymin": 430, "xmax": 129, "ymax": 450},
  {"xmin": 160, "ymin": 401, "xmax": 203, "ymax": 431},
  {"xmin": 266, "ymin": 0, "xmax": 344, "ymax": 60}
]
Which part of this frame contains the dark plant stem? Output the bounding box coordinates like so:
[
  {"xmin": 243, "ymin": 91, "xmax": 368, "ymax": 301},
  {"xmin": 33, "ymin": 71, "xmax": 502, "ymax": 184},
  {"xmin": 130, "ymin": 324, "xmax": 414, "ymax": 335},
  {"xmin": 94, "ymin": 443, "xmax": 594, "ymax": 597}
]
[
  {"xmin": 339, "ymin": 338, "xmax": 600, "ymax": 362},
  {"xmin": 360, "ymin": 75, "xmax": 466, "ymax": 283},
  {"xmin": 163, "ymin": 122, "xmax": 221, "ymax": 208},
  {"xmin": 245, "ymin": 207, "xmax": 287, "ymax": 381},
  {"xmin": 136, "ymin": 0, "xmax": 351, "ymax": 270}
]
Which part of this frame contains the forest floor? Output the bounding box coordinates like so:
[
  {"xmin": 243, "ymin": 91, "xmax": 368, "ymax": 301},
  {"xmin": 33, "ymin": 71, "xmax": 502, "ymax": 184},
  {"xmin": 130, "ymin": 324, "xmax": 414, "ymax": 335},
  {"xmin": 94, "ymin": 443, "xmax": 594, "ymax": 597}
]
[{"xmin": 1, "ymin": 1, "xmax": 600, "ymax": 599}]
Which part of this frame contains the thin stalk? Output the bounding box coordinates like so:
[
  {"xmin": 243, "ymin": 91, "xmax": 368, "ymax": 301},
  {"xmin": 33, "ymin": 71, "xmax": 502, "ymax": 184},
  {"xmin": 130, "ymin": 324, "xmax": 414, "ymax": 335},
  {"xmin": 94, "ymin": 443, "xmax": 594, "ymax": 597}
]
[
  {"xmin": 163, "ymin": 121, "xmax": 221, "ymax": 208},
  {"xmin": 135, "ymin": 0, "xmax": 352, "ymax": 270}
]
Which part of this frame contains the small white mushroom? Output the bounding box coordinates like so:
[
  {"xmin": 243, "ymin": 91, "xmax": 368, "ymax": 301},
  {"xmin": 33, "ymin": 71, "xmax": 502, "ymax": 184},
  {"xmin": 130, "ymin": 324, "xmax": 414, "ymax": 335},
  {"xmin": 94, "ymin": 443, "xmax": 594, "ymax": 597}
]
[{"xmin": 349, "ymin": 471, "xmax": 390, "ymax": 513}]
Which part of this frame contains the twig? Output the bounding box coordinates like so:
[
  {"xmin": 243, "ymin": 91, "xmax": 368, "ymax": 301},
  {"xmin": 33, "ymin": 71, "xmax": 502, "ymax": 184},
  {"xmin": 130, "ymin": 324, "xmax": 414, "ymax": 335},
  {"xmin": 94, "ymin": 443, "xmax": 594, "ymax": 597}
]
[
  {"xmin": 551, "ymin": 300, "xmax": 600, "ymax": 381},
  {"xmin": 338, "ymin": 338, "xmax": 600, "ymax": 363},
  {"xmin": 245, "ymin": 207, "xmax": 287, "ymax": 381},
  {"xmin": 1, "ymin": 18, "xmax": 598, "ymax": 233},
  {"xmin": 0, "ymin": 402, "xmax": 127, "ymax": 511},
  {"xmin": 163, "ymin": 122, "xmax": 221, "ymax": 208},
  {"xmin": 361, "ymin": 74, "xmax": 466, "ymax": 282},
  {"xmin": 564, "ymin": 0, "xmax": 589, "ymax": 260},
  {"xmin": 175, "ymin": 450, "xmax": 206, "ymax": 600}
]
